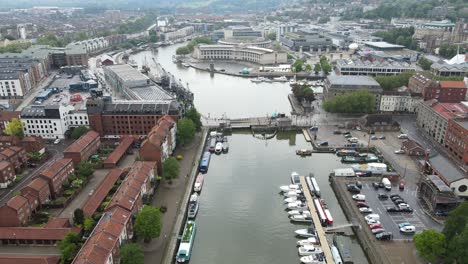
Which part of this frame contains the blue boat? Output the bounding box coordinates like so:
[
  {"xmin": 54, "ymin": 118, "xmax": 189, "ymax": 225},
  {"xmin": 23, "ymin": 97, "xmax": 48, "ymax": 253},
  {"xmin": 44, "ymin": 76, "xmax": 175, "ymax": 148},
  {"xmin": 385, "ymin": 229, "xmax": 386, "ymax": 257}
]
[
  {"xmin": 176, "ymin": 221, "xmax": 197, "ymax": 263},
  {"xmin": 199, "ymin": 152, "xmax": 211, "ymax": 173}
]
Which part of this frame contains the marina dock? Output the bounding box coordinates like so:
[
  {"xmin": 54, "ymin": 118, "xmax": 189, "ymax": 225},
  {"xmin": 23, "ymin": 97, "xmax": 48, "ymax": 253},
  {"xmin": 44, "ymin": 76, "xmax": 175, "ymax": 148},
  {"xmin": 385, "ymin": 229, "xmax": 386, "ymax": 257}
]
[
  {"xmin": 300, "ymin": 176, "xmax": 335, "ymax": 264},
  {"xmin": 302, "ymin": 128, "xmax": 312, "ymax": 142}
]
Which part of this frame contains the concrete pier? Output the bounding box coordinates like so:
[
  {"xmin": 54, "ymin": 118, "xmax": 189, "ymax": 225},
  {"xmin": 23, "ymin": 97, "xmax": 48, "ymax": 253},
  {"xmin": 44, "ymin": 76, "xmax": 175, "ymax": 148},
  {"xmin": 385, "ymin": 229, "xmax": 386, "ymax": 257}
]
[{"xmin": 300, "ymin": 176, "xmax": 335, "ymax": 264}]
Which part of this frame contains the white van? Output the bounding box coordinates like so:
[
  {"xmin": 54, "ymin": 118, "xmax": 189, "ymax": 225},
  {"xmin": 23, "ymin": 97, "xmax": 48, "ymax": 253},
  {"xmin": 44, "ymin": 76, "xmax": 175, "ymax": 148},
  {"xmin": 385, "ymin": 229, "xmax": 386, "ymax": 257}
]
[
  {"xmin": 382, "ymin": 177, "xmax": 391, "ymax": 191},
  {"xmin": 398, "ymin": 134, "xmax": 408, "ymax": 139},
  {"xmin": 364, "ymin": 214, "xmax": 380, "ymax": 222}
]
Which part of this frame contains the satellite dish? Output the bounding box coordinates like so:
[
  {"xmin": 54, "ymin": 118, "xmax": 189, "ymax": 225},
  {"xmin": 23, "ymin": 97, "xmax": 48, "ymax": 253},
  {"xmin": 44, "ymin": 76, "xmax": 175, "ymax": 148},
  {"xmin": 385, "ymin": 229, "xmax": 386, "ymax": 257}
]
[{"xmin": 349, "ymin": 43, "xmax": 359, "ymax": 50}]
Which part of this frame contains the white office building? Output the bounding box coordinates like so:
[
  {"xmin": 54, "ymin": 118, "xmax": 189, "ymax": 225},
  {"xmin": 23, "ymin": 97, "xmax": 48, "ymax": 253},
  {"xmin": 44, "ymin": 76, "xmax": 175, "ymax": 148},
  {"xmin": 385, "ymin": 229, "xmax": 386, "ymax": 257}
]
[{"xmin": 193, "ymin": 44, "xmax": 287, "ymax": 65}]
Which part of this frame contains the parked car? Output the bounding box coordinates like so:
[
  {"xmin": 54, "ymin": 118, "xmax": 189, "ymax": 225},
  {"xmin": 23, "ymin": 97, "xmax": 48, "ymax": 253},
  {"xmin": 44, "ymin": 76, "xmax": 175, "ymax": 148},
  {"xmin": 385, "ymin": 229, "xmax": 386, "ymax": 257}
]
[
  {"xmin": 371, "ymin": 136, "xmax": 378, "ymax": 140},
  {"xmin": 398, "ymin": 222, "xmax": 411, "ymax": 228},
  {"xmin": 393, "ymin": 199, "xmax": 406, "ymax": 205},
  {"xmin": 369, "ymin": 130, "xmax": 375, "ymax": 134},
  {"xmin": 378, "ymin": 135, "xmax": 386, "ymax": 139},
  {"xmin": 400, "ymin": 225, "xmax": 416, "ymax": 233},
  {"xmin": 377, "ymin": 193, "xmax": 389, "ymax": 200},
  {"xmin": 343, "ymin": 131, "xmax": 351, "ymax": 135},
  {"xmin": 354, "ymin": 181, "xmax": 363, "ymax": 189},
  {"xmin": 369, "ymin": 223, "xmax": 383, "ymax": 229},
  {"xmin": 54, "ymin": 139, "xmax": 61, "ymax": 145},
  {"xmin": 390, "ymin": 195, "xmax": 402, "ymax": 201},
  {"xmin": 360, "ymin": 207, "xmax": 373, "ymax": 214},
  {"xmin": 376, "ymin": 232, "xmax": 393, "ymax": 241},
  {"xmin": 372, "ymin": 228, "xmax": 386, "ymax": 235},
  {"xmin": 398, "ymin": 203, "xmax": 410, "ymax": 209},
  {"xmin": 400, "ymin": 207, "xmax": 414, "ymax": 213},
  {"xmin": 333, "ymin": 130, "xmax": 342, "ymax": 134},
  {"xmin": 436, "ymin": 211, "xmax": 449, "ymax": 217},
  {"xmin": 378, "ymin": 182, "xmax": 385, "ymax": 188},
  {"xmin": 352, "ymin": 194, "xmax": 366, "ymax": 201},
  {"xmin": 398, "ymin": 134, "xmax": 409, "ymax": 139},
  {"xmin": 366, "ymin": 219, "xmax": 380, "ymax": 225},
  {"xmin": 387, "ymin": 207, "xmax": 401, "ymax": 213},
  {"xmin": 348, "ymin": 137, "xmax": 358, "ymax": 143},
  {"xmin": 399, "ymin": 181, "xmax": 405, "ymax": 190},
  {"xmin": 365, "ymin": 214, "xmax": 380, "ymax": 221},
  {"xmin": 347, "ymin": 184, "xmax": 361, "ymax": 193},
  {"xmin": 318, "ymin": 141, "xmax": 329, "ymax": 146},
  {"xmin": 394, "ymin": 149, "xmax": 405, "ymax": 154},
  {"xmin": 372, "ymin": 182, "xmax": 380, "ymax": 189},
  {"xmin": 356, "ymin": 202, "xmax": 369, "ymax": 208}
]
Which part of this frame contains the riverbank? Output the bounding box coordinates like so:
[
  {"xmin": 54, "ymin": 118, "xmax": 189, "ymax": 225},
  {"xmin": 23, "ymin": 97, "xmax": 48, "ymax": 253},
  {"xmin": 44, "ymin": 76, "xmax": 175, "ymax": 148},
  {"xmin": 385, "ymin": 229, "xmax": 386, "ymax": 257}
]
[{"xmin": 142, "ymin": 129, "xmax": 208, "ymax": 264}]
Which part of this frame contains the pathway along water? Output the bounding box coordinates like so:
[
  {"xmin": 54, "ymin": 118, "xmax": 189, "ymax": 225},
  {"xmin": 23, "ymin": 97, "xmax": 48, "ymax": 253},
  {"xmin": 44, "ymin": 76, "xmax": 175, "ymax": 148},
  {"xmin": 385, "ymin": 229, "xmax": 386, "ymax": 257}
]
[
  {"xmin": 189, "ymin": 132, "xmax": 368, "ymax": 264},
  {"xmin": 130, "ymin": 44, "xmax": 292, "ymax": 118}
]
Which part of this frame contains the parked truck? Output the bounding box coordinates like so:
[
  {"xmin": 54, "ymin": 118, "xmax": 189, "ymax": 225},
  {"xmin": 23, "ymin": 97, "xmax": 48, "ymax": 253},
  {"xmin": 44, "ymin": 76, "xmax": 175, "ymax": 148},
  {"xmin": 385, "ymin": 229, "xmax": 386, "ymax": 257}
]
[{"xmin": 382, "ymin": 177, "xmax": 391, "ymax": 191}]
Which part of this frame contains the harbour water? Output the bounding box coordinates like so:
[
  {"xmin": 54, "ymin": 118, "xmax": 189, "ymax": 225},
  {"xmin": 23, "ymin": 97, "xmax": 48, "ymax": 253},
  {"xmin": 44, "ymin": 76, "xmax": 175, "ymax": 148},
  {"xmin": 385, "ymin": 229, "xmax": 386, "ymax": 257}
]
[
  {"xmin": 130, "ymin": 44, "xmax": 292, "ymax": 118},
  {"xmin": 189, "ymin": 132, "xmax": 368, "ymax": 264}
]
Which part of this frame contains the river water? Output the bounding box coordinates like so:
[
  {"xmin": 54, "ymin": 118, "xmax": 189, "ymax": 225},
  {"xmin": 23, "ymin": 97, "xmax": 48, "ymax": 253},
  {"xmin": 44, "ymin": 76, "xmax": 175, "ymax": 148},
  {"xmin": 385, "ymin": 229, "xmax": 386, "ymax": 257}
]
[
  {"xmin": 131, "ymin": 46, "xmax": 368, "ymax": 264},
  {"xmin": 130, "ymin": 44, "xmax": 292, "ymax": 118}
]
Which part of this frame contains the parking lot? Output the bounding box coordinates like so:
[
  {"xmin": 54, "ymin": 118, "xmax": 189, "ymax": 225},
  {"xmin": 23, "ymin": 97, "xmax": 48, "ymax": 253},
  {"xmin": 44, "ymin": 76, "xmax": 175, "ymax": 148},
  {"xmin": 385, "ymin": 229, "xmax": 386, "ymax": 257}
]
[
  {"xmin": 313, "ymin": 125, "xmax": 368, "ymax": 147},
  {"xmin": 352, "ymin": 180, "xmax": 438, "ymax": 240}
]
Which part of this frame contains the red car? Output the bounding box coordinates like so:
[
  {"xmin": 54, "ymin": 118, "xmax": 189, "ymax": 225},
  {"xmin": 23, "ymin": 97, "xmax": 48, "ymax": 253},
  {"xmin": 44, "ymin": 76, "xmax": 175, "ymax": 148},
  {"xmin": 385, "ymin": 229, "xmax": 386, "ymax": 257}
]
[
  {"xmin": 399, "ymin": 181, "xmax": 405, "ymax": 190},
  {"xmin": 356, "ymin": 202, "xmax": 369, "ymax": 208},
  {"xmin": 369, "ymin": 223, "xmax": 383, "ymax": 229}
]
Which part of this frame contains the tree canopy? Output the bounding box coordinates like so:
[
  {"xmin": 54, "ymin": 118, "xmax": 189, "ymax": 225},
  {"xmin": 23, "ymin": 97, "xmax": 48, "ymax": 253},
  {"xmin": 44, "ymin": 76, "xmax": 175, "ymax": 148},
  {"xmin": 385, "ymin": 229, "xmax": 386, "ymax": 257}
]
[
  {"xmin": 36, "ymin": 33, "xmax": 69, "ymax": 47},
  {"xmin": 73, "ymin": 208, "xmax": 84, "ymax": 225},
  {"xmin": 134, "ymin": 205, "xmax": 162, "ymax": 242},
  {"xmin": 177, "ymin": 37, "xmax": 213, "ymax": 55},
  {"xmin": 313, "ymin": 63, "xmax": 321, "ymax": 73},
  {"xmin": 76, "ymin": 161, "xmax": 95, "ymax": 178},
  {"xmin": 414, "ymin": 229, "xmax": 446, "ymax": 262},
  {"xmin": 71, "ymin": 126, "xmax": 88, "ymax": 140},
  {"xmin": 0, "ymin": 42, "xmax": 31, "ymax": 54},
  {"xmin": 163, "ymin": 157, "xmax": 180, "ymax": 180},
  {"xmin": 439, "ymin": 44, "xmax": 465, "ymax": 59},
  {"xmin": 177, "ymin": 118, "xmax": 196, "ymax": 146},
  {"xmin": 121, "ymin": 243, "xmax": 145, "ymax": 264},
  {"xmin": 4, "ymin": 118, "xmax": 24, "ymax": 138},
  {"xmin": 320, "ymin": 56, "xmax": 332, "ymax": 74},
  {"xmin": 176, "ymin": 46, "xmax": 191, "ymax": 55},
  {"xmin": 418, "ymin": 56, "xmax": 433, "ymax": 71},
  {"xmin": 292, "ymin": 84, "xmax": 315, "ymax": 102},
  {"xmin": 293, "ymin": 59, "xmax": 305, "ymax": 72},
  {"xmin": 322, "ymin": 89, "xmax": 374, "ymax": 113},
  {"xmin": 185, "ymin": 107, "xmax": 202, "ymax": 131},
  {"xmin": 58, "ymin": 232, "xmax": 81, "ymax": 264},
  {"xmin": 267, "ymin": 32, "xmax": 277, "ymax": 41},
  {"xmin": 374, "ymin": 71, "xmax": 414, "ymax": 91}
]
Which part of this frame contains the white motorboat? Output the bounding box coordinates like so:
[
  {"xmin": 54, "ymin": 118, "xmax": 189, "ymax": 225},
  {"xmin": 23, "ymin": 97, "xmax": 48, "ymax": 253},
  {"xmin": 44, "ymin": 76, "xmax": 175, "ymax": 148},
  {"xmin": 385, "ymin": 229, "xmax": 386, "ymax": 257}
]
[
  {"xmin": 260, "ymin": 77, "xmax": 272, "ymax": 83},
  {"xmin": 287, "ymin": 201, "xmax": 308, "ymax": 210},
  {"xmin": 187, "ymin": 193, "xmax": 199, "ymax": 219},
  {"xmin": 300, "ymin": 255, "xmax": 326, "ymax": 264},
  {"xmin": 181, "ymin": 63, "xmax": 190, "ymax": 67},
  {"xmin": 283, "ymin": 190, "xmax": 302, "ymax": 197},
  {"xmin": 290, "ymin": 213, "xmax": 313, "ymax": 223},
  {"xmin": 222, "ymin": 141, "xmax": 229, "ymax": 153},
  {"xmin": 298, "ymin": 245, "xmax": 324, "ymax": 256},
  {"xmin": 295, "ymin": 227, "xmax": 317, "ymax": 238},
  {"xmin": 279, "ymin": 184, "xmax": 300, "ymax": 192},
  {"xmin": 273, "ymin": 76, "xmax": 288, "ymax": 82},
  {"xmin": 291, "ymin": 172, "xmax": 301, "ymax": 184},
  {"xmin": 193, "ymin": 173, "xmax": 204, "ymax": 192},
  {"xmin": 284, "ymin": 196, "xmax": 300, "ymax": 203},
  {"xmin": 251, "ymin": 78, "xmax": 262, "ymax": 83},
  {"xmin": 288, "ymin": 210, "xmax": 310, "ymax": 216},
  {"xmin": 297, "ymin": 237, "xmax": 320, "ymax": 246}
]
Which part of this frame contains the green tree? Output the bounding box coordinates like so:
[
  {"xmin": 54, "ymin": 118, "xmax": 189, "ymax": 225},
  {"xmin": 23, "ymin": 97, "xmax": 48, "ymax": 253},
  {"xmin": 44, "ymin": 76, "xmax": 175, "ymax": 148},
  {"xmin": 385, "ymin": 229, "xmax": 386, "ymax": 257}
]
[
  {"xmin": 313, "ymin": 63, "xmax": 321, "ymax": 73},
  {"xmin": 73, "ymin": 208, "xmax": 84, "ymax": 225},
  {"xmin": 4, "ymin": 118, "xmax": 24, "ymax": 138},
  {"xmin": 287, "ymin": 54, "xmax": 294, "ymax": 60},
  {"xmin": 414, "ymin": 229, "xmax": 446, "ymax": 262},
  {"xmin": 177, "ymin": 118, "xmax": 196, "ymax": 146},
  {"xmin": 318, "ymin": 16, "xmax": 330, "ymax": 24},
  {"xmin": 267, "ymin": 32, "xmax": 276, "ymax": 40},
  {"xmin": 83, "ymin": 217, "xmax": 95, "ymax": 234},
  {"xmin": 443, "ymin": 201, "xmax": 468, "ymax": 243},
  {"xmin": 58, "ymin": 232, "xmax": 81, "ymax": 264},
  {"xmin": 70, "ymin": 126, "xmax": 88, "ymax": 140},
  {"xmin": 176, "ymin": 46, "xmax": 191, "ymax": 55},
  {"xmin": 293, "ymin": 59, "xmax": 304, "ymax": 72},
  {"xmin": 185, "ymin": 107, "xmax": 202, "ymax": 131},
  {"xmin": 76, "ymin": 162, "xmax": 94, "ymax": 178},
  {"xmin": 134, "ymin": 205, "xmax": 162, "ymax": 242},
  {"xmin": 305, "ymin": 64, "xmax": 312, "ymax": 72},
  {"xmin": 163, "ymin": 157, "xmax": 180, "ymax": 180},
  {"xmin": 374, "ymin": 71, "xmax": 415, "ymax": 91},
  {"xmin": 36, "ymin": 33, "xmax": 68, "ymax": 47},
  {"xmin": 27, "ymin": 151, "xmax": 43, "ymax": 162},
  {"xmin": 121, "ymin": 243, "xmax": 144, "ymax": 264},
  {"xmin": 292, "ymin": 84, "xmax": 316, "ymax": 102},
  {"xmin": 319, "ymin": 56, "xmax": 332, "ymax": 74},
  {"xmin": 418, "ymin": 56, "xmax": 433, "ymax": 71},
  {"xmin": 322, "ymin": 89, "xmax": 374, "ymax": 113},
  {"xmin": 447, "ymin": 225, "xmax": 468, "ymax": 264}
]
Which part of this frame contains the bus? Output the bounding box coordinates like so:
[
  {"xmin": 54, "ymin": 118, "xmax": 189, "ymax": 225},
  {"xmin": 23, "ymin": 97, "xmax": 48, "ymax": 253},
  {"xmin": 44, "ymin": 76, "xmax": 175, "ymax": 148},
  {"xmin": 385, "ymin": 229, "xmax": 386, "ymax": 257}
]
[{"xmin": 199, "ymin": 152, "xmax": 211, "ymax": 173}]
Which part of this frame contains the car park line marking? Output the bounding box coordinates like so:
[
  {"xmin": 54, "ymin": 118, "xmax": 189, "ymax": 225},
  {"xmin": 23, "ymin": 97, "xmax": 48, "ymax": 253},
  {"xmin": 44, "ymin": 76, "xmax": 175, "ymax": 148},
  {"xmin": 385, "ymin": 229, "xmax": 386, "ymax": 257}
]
[{"xmin": 377, "ymin": 208, "xmax": 382, "ymax": 214}]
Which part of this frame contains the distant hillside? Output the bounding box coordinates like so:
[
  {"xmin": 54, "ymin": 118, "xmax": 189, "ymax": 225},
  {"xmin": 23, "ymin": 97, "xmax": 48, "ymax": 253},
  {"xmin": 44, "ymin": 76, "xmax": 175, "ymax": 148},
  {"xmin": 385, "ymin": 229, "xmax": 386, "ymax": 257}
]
[{"xmin": 0, "ymin": 0, "xmax": 282, "ymax": 12}]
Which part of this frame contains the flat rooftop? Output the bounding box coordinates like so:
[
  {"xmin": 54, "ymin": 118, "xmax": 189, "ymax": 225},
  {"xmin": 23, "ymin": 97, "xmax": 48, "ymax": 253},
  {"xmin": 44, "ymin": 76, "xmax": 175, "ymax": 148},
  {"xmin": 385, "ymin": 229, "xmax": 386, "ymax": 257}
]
[
  {"xmin": 106, "ymin": 64, "xmax": 149, "ymax": 83},
  {"xmin": 364, "ymin": 41, "xmax": 405, "ymax": 49},
  {"xmin": 327, "ymin": 75, "xmax": 381, "ymax": 87}
]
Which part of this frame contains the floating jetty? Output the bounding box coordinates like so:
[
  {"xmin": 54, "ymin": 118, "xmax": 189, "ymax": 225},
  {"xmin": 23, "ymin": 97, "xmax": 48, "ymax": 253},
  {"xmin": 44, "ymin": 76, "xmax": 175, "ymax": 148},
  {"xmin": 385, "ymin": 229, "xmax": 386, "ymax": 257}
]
[{"xmin": 300, "ymin": 176, "xmax": 335, "ymax": 264}]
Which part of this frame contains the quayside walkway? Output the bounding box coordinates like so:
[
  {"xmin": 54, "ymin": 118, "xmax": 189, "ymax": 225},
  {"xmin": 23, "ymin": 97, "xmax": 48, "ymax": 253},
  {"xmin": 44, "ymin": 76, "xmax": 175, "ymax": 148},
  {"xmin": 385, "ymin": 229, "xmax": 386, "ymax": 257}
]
[{"xmin": 300, "ymin": 176, "xmax": 335, "ymax": 264}]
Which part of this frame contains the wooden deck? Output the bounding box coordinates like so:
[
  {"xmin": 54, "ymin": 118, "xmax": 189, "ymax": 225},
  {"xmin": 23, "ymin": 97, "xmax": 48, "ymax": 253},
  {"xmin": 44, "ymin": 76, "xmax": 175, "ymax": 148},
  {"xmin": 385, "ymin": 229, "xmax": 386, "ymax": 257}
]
[{"xmin": 300, "ymin": 176, "xmax": 335, "ymax": 264}]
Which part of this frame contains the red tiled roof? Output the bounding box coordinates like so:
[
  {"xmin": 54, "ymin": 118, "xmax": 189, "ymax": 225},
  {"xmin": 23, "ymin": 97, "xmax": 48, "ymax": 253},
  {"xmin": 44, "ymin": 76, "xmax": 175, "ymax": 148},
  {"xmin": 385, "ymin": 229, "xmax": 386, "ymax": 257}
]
[
  {"xmin": 103, "ymin": 136, "xmax": 133, "ymax": 166},
  {"xmin": 432, "ymin": 103, "xmax": 468, "ymax": 120},
  {"xmin": 82, "ymin": 169, "xmax": 123, "ymax": 217},
  {"xmin": 0, "ymin": 227, "xmax": 81, "ymax": 240},
  {"xmin": 0, "ymin": 111, "xmax": 20, "ymax": 122},
  {"xmin": 0, "ymin": 160, "xmax": 11, "ymax": 170},
  {"xmin": 44, "ymin": 218, "xmax": 71, "ymax": 228},
  {"xmin": 6, "ymin": 195, "xmax": 28, "ymax": 210},
  {"xmin": 0, "ymin": 135, "xmax": 19, "ymax": 143},
  {"xmin": 22, "ymin": 136, "xmax": 42, "ymax": 143},
  {"xmin": 0, "ymin": 255, "xmax": 60, "ymax": 264},
  {"xmin": 440, "ymin": 81, "xmax": 466, "ymax": 89},
  {"xmin": 8, "ymin": 146, "xmax": 23, "ymax": 153},
  {"xmin": 26, "ymin": 178, "xmax": 49, "ymax": 192},
  {"xmin": 22, "ymin": 192, "xmax": 38, "ymax": 206},
  {"xmin": 64, "ymin": 131, "xmax": 99, "ymax": 153},
  {"xmin": 40, "ymin": 159, "xmax": 73, "ymax": 179},
  {"xmin": 1, "ymin": 148, "xmax": 15, "ymax": 158}
]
